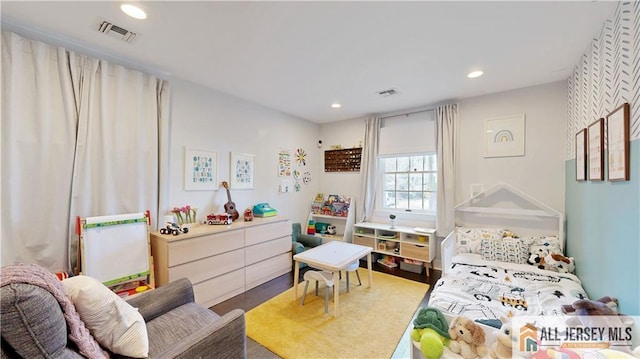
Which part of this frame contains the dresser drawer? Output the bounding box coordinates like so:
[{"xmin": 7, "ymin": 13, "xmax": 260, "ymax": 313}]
[
  {"xmin": 245, "ymin": 236, "xmax": 291, "ymax": 265},
  {"xmin": 168, "ymin": 248, "xmax": 244, "ymax": 284},
  {"xmin": 168, "ymin": 230, "xmax": 244, "ymax": 266},
  {"xmin": 245, "ymin": 252, "xmax": 291, "ymax": 290},
  {"xmin": 353, "ymin": 235, "xmax": 375, "ymax": 249},
  {"xmin": 193, "ymin": 268, "xmax": 245, "ymax": 307},
  {"xmin": 245, "ymin": 220, "xmax": 291, "ymax": 246},
  {"xmin": 401, "ymin": 243, "xmax": 429, "ymax": 261}
]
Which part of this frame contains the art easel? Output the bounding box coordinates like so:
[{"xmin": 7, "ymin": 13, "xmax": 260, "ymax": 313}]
[{"xmin": 76, "ymin": 211, "xmax": 155, "ymax": 295}]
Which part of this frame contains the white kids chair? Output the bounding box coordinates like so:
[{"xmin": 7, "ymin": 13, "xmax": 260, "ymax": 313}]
[
  {"xmin": 344, "ymin": 261, "xmax": 362, "ymax": 292},
  {"xmin": 301, "ymin": 270, "xmax": 334, "ymax": 314}
]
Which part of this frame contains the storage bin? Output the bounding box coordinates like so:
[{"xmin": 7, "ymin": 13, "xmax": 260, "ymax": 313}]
[
  {"xmin": 400, "ymin": 260, "xmax": 424, "ymax": 274},
  {"xmin": 353, "ymin": 236, "xmax": 375, "ymax": 249},
  {"xmin": 401, "ymin": 243, "xmax": 429, "ymax": 261}
]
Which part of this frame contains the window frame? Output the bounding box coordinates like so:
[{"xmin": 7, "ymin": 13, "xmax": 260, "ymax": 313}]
[{"xmin": 376, "ymin": 152, "xmax": 438, "ymax": 217}]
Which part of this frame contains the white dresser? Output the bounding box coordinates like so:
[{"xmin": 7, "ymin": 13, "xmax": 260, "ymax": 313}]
[{"xmin": 150, "ymin": 217, "xmax": 291, "ymax": 308}]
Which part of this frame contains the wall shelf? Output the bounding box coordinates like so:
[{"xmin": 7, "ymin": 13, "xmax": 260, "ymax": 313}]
[{"xmin": 324, "ymin": 147, "xmax": 362, "ymax": 172}]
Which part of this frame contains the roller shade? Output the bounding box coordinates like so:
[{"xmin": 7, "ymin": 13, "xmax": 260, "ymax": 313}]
[{"xmin": 379, "ymin": 111, "xmax": 436, "ymax": 155}]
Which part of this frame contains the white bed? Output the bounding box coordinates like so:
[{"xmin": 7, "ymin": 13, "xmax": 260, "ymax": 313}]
[
  {"xmin": 416, "ymin": 184, "xmax": 638, "ymax": 358},
  {"xmin": 433, "ymin": 183, "xmax": 584, "ymax": 323},
  {"xmin": 429, "ymin": 252, "xmax": 587, "ymax": 322}
]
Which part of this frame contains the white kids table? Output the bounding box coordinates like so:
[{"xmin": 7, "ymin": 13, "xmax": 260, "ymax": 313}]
[{"xmin": 293, "ymin": 241, "xmax": 373, "ymax": 317}]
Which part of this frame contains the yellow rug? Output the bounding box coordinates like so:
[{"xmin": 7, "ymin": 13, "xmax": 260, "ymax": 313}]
[{"xmin": 246, "ymin": 269, "xmax": 429, "ymax": 359}]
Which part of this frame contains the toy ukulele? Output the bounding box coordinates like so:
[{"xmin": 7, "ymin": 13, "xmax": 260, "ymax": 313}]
[{"xmin": 221, "ymin": 181, "xmax": 240, "ymax": 221}]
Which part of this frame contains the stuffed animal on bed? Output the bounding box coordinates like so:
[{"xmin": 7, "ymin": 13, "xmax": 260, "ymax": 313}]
[
  {"xmin": 561, "ymin": 296, "xmax": 618, "ymax": 315},
  {"xmin": 542, "ymin": 253, "xmax": 575, "ymax": 273},
  {"xmin": 570, "ymin": 297, "xmax": 619, "ymax": 316},
  {"xmin": 527, "ymin": 246, "xmax": 574, "ymax": 273},
  {"xmin": 527, "ymin": 245, "xmax": 553, "ymax": 269},
  {"xmin": 448, "ymin": 316, "xmax": 488, "ymax": 359},
  {"xmin": 563, "ymin": 296, "xmax": 635, "ymax": 344}
]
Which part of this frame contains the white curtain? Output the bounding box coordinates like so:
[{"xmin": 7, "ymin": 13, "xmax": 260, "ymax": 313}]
[
  {"xmin": 1, "ymin": 32, "xmax": 169, "ymax": 273},
  {"xmin": 1, "ymin": 32, "xmax": 78, "ymax": 271},
  {"xmin": 67, "ymin": 56, "xmax": 169, "ymax": 272},
  {"xmin": 435, "ymin": 104, "xmax": 458, "ymax": 237},
  {"xmin": 358, "ymin": 117, "xmax": 380, "ymax": 222}
]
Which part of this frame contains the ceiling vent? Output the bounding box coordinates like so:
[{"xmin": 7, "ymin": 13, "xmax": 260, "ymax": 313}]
[
  {"xmin": 97, "ymin": 19, "xmax": 136, "ymax": 43},
  {"xmin": 376, "ymin": 88, "xmax": 399, "ymax": 97}
]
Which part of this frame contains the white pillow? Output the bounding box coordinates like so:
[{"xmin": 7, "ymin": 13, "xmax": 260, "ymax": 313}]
[
  {"xmin": 62, "ymin": 276, "xmax": 149, "ymax": 358},
  {"xmin": 481, "ymin": 236, "xmax": 527, "ymax": 264},
  {"xmin": 455, "ymin": 227, "xmax": 503, "ymax": 254}
]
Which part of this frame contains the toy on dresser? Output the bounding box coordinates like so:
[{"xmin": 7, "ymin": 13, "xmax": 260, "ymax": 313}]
[{"xmin": 204, "ymin": 213, "xmax": 232, "ymax": 225}]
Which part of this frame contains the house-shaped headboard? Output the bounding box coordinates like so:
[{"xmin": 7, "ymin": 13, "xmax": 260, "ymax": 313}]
[
  {"xmin": 456, "ymin": 183, "xmax": 564, "ymax": 249},
  {"xmin": 441, "ymin": 183, "xmax": 564, "ymax": 274}
]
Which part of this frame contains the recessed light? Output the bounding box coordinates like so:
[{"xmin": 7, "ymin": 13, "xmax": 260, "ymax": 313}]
[
  {"xmin": 121, "ymin": 4, "xmax": 147, "ymax": 20},
  {"xmin": 467, "ymin": 70, "xmax": 484, "ymax": 79},
  {"xmin": 331, "ymin": 103, "xmax": 342, "ymax": 109}
]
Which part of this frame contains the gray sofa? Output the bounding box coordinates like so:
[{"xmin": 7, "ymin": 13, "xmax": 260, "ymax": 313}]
[{"xmin": 1, "ymin": 277, "xmax": 246, "ymax": 358}]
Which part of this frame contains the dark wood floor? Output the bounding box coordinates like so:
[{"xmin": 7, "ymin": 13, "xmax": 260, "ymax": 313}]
[{"xmin": 211, "ymin": 261, "xmax": 441, "ymax": 315}]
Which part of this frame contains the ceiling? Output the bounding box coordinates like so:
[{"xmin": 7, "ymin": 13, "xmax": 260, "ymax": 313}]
[{"xmin": 1, "ymin": 1, "xmax": 616, "ymax": 124}]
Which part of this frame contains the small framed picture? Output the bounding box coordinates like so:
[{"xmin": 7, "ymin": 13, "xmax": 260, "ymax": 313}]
[
  {"xmin": 575, "ymin": 129, "xmax": 587, "ymax": 181},
  {"xmin": 229, "ymin": 152, "xmax": 255, "ymax": 189},
  {"xmin": 587, "ymin": 118, "xmax": 604, "ymax": 181},
  {"xmin": 606, "ymin": 103, "xmax": 630, "ymax": 181},
  {"xmin": 184, "ymin": 148, "xmax": 217, "ymax": 191},
  {"xmin": 484, "ymin": 114, "xmax": 526, "ymax": 158}
]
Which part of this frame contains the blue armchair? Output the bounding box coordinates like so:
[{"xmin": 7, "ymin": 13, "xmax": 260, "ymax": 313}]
[{"xmin": 292, "ymin": 222, "xmax": 323, "ymax": 268}]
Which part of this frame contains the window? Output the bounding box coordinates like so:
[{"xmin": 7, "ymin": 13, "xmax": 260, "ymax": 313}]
[
  {"xmin": 380, "ymin": 153, "xmax": 437, "ymax": 213},
  {"xmin": 375, "ymin": 110, "xmax": 437, "ymax": 217}
]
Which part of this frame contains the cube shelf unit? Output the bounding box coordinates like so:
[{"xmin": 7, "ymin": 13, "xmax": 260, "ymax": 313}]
[{"xmin": 353, "ymin": 222, "xmax": 436, "ymax": 277}]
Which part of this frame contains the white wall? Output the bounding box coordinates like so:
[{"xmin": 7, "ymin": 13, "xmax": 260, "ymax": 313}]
[
  {"xmin": 166, "ymin": 79, "xmax": 321, "ymax": 227},
  {"xmin": 457, "ymin": 81, "xmax": 567, "ymax": 212},
  {"xmin": 319, "ymin": 80, "xmax": 568, "ymax": 219},
  {"xmin": 319, "ymin": 81, "xmax": 568, "ymax": 268},
  {"xmin": 318, "ymin": 118, "xmax": 365, "ymax": 221}
]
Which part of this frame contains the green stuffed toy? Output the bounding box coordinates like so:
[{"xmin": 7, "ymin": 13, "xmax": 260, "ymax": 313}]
[{"xmin": 411, "ymin": 307, "xmax": 450, "ymax": 359}]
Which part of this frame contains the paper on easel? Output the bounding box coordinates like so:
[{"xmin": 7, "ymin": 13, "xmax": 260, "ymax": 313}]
[{"xmin": 82, "ymin": 212, "xmax": 150, "ymax": 285}]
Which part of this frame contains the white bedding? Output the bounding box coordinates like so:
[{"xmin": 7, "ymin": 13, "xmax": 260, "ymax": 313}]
[{"xmin": 428, "ymin": 254, "xmax": 588, "ymax": 322}]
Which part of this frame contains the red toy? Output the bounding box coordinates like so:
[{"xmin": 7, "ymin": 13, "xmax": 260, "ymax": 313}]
[
  {"xmin": 243, "ymin": 208, "xmax": 253, "ymax": 222},
  {"xmin": 205, "ymin": 213, "xmax": 232, "ymax": 225}
]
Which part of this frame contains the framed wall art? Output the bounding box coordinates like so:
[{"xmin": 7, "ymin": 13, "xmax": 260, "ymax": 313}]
[
  {"xmin": 575, "ymin": 129, "xmax": 587, "ymax": 181},
  {"xmin": 484, "ymin": 114, "xmax": 526, "ymax": 158},
  {"xmin": 587, "ymin": 118, "xmax": 604, "ymax": 181},
  {"xmin": 184, "ymin": 148, "xmax": 217, "ymax": 191},
  {"xmin": 606, "ymin": 103, "xmax": 630, "ymax": 181},
  {"xmin": 230, "ymin": 152, "xmax": 255, "ymax": 189}
]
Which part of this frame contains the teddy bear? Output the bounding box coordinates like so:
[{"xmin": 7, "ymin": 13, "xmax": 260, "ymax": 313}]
[
  {"xmin": 489, "ymin": 317, "xmax": 512, "ymax": 359},
  {"xmin": 448, "ymin": 316, "xmax": 488, "ymax": 359}
]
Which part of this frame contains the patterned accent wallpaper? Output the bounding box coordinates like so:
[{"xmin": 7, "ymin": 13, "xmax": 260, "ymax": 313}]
[{"xmin": 567, "ymin": 1, "xmax": 639, "ymax": 159}]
